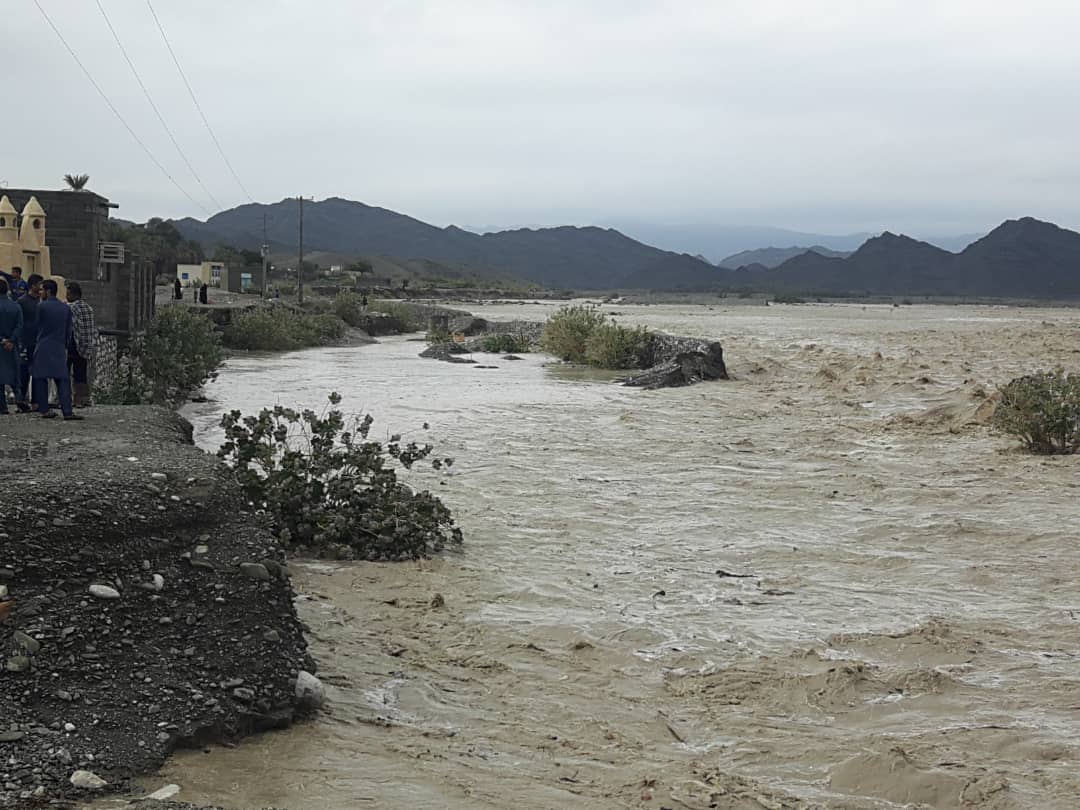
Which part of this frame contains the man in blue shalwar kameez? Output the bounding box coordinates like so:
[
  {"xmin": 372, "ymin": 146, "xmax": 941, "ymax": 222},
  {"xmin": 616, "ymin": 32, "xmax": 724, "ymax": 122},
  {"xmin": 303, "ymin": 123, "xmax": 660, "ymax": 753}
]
[
  {"xmin": 32, "ymin": 279, "xmax": 82, "ymax": 421},
  {"xmin": 0, "ymin": 278, "xmax": 22, "ymax": 414}
]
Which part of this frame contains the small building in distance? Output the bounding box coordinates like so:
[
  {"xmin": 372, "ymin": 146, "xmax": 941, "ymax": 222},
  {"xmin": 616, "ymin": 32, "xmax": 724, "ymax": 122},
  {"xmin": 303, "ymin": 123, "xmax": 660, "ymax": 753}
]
[
  {"xmin": 223, "ymin": 263, "xmax": 265, "ymax": 294},
  {"xmin": 176, "ymin": 260, "xmax": 224, "ymax": 288}
]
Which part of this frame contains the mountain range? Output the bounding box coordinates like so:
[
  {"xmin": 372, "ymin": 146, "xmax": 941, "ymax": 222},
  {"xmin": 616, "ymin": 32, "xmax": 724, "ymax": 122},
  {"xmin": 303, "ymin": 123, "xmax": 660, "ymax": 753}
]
[
  {"xmin": 173, "ymin": 199, "xmax": 1080, "ymax": 299},
  {"xmin": 718, "ymin": 245, "xmax": 851, "ymax": 269}
]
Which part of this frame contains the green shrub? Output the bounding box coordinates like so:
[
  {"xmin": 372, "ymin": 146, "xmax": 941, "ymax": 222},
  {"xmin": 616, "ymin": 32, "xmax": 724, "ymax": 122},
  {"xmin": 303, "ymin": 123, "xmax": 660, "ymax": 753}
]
[
  {"xmin": 541, "ymin": 304, "xmax": 608, "ymax": 362},
  {"xmin": 480, "ymin": 334, "xmax": 531, "ymax": 354},
  {"xmin": 332, "ymin": 290, "xmax": 365, "ymax": 327},
  {"xmin": 95, "ymin": 306, "xmax": 224, "ymax": 405},
  {"xmin": 368, "ymin": 300, "xmax": 422, "ymax": 332},
  {"xmin": 426, "ymin": 326, "xmax": 452, "ymax": 344},
  {"xmin": 583, "ymin": 322, "xmax": 650, "ymax": 369},
  {"xmin": 541, "ymin": 304, "xmax": 650, "ymax": 369},
  {"xmin": 223, "ymin": 306, "xmax": 346, "ymax": 351},
  {"xmin": 218, "ymin": 393, "xmax": 462, "ymax": 560},
  {"xmin": 992, "ymin": 369, "xmax": 1080, "ymax": 454}
]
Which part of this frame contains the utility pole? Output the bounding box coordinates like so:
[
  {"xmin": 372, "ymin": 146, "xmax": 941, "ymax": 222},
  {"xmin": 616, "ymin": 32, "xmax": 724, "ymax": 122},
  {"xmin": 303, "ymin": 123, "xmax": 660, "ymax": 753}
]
[
  {"xmin": 297, "ymin": 196, "xmax": 305, "ymax": 305},
  {"xmin": 261, "ymin": 211, "xmax": 269, "ymax": 297}
]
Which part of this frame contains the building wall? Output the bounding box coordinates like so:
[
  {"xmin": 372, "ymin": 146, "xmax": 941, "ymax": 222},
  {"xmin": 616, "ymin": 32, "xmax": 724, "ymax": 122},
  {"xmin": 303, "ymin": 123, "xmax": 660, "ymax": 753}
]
[
  {"xmin": 1, "ymin": 189, "xmax": 109, "ymax": 281},
  {"xmin": 177, "ymin": 261, "xmax": 224, "ymax": 287}
]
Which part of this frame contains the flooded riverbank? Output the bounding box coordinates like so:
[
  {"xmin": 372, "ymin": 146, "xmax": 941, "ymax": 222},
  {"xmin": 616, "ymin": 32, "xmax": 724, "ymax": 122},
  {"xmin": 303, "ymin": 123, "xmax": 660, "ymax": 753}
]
[{"xmin": 151, "ymin": 303, "xmax": 1079, "ymax": 808}]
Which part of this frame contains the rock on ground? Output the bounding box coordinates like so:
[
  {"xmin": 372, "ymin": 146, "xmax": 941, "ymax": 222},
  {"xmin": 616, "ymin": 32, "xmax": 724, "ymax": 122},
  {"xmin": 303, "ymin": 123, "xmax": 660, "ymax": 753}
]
[
  {"xmin": 0, "ymin": 406, "xmax": 314, "ymax": 808},
  {"xmin": 620, "ymin": 334, "xmax": 729, "ymax": 389}
]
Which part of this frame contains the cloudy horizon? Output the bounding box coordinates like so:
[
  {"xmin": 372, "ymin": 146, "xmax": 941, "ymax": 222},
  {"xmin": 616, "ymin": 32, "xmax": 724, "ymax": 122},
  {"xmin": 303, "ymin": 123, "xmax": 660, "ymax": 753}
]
[{"xmin": 8, "ymin": 1, "xmax": 1080, "ymax": 238}]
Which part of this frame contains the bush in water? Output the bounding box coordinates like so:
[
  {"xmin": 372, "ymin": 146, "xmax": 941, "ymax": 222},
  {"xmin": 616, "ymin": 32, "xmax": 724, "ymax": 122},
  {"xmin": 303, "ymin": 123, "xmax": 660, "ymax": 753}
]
[
  {"xmin": 992, "ymin": 369, "xmax": 1080, "ymax": 454},
  {"xmin": 367, "ymin": 300, "xmax": 423, "ymax": 332},
  {"xmin": 332, "ymin": 290, "xmax": 366, "ymax": 327},
  {"xmin": 218, "ymin": 393, "xmax": 462, "ymax": 560},
  {"xmin": 541, "ymin": 304, "xmax": 609, "ymax": 363},
  {"xmin": 542, "ymin": 304, "xmax": 651, "ymax": 369},
  {"xmin": 480, "ymin": 333, "xmax": 532, "ymax": 354},
  {"xmin": 583, "ymin": 321, "xmax": 651, "ymax": 369},
  {"xmin": 223, "ymin": 306, "xmax": 346, "ymax": 351},
  {"xmin": 95, "ymin": 306, "xmax": 223, "ymax": 405}
]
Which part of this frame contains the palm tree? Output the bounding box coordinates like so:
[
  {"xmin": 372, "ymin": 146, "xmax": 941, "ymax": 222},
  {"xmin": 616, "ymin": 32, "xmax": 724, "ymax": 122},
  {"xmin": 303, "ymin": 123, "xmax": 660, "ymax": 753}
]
[{"xmin": 63, "ymin": 173, "xmax": 90, "ymax": 191}]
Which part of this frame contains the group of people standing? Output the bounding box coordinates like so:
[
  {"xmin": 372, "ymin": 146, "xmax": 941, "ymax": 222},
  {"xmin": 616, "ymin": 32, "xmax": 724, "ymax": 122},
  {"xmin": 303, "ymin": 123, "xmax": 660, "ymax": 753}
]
[
  {"xmin": 173, "ymin": 277, "xmax": 209, "ymax": 304},
  {"xmin": 0, "ymin": 268, "xmax": 96, "ymax": 420}
]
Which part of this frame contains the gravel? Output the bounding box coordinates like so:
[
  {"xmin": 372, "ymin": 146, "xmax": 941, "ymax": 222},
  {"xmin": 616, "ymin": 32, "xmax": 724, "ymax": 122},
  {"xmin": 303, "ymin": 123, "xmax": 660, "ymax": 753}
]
[{"xmin": 0, "ymin": 406, "xmax": 313, "ymax": 807}]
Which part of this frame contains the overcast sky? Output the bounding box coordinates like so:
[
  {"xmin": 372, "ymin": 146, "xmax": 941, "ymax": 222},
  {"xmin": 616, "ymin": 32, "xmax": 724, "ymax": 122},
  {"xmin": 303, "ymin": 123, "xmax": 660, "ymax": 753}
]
[{"xmin": 7, "ymin": 1, "xmax": 1080, "ymax": 236}]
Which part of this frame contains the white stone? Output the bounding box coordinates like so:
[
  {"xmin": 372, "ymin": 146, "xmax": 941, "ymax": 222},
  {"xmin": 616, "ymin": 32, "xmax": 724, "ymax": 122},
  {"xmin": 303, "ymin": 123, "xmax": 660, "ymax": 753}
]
[
  {"xmin": 150, "ymin": 473, "xmax": 167, "ymax": 480},
  {"xmin": 152, "ymin": 574, "xmax": 165, "ymax": 592},
  {"xmin": 146, "ymin": 784, "xmax": 181, "ymax": 801},
  {"xmin": 69, "ymin": 770, "xmax": 107, "ymax": 789},
  {"xmin": 294, "ymin": 670, "xmax": 326, "ymax": 710},
  {"xmin": 0, "ymin": 585, "xmax": 7, "ymax": 599},
  {"xmin": 63, "ymin": 722, "xmax": 75, "ymax": 732},
  {"xmin": 88, "ymin": 584, "xmax": 120, "ymax": 600}
]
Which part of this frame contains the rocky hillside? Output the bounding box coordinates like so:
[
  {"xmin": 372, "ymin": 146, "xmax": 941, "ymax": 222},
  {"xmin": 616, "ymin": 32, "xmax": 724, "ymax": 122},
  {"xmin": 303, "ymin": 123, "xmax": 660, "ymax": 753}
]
[
  {"xmin": 175, "ymin": 197, "xmax": 717, "ymax": 290},
  {"xmin": 176, "ymin": 200, "xmax": 1080, "ymax": 298}
]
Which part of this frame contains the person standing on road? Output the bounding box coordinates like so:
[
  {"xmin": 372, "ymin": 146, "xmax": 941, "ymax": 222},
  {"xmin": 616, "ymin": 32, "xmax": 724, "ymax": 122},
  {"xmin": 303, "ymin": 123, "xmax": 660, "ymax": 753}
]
[
  {"xmin": 0, "ymin": 279, "xmax": 23, "ymax": 413},
  {"xmin": 32, "ymin": 279, "xmax": 81, "ymax": 421},
  {"xmin": 174, "ymin": 277, "xmax": 182, "ymax": 300},
  {"xmin": 65, "ymin": 282, "xmax": 96, "ymax": 409},
  {"xmin": 14, "ymin": 274, "xmax": 43, "ymax": 413}
]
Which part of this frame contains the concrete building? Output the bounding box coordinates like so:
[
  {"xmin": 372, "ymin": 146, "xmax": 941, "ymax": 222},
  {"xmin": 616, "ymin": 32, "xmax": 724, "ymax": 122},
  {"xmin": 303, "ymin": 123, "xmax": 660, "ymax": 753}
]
[
  {"xmin": 224, "ymin": 263, "xmax": 265, "ymax": 294},
  {"xmin": 0, "ymin": 195, "xmax": 53, "ymax": 281},
  {"xmin": 1, "ymin": 187, "xmax": 155, "ymax": 340},
  {"xmin": 176, "ymin": 261, "xmax": 224, "ymax": 288}
]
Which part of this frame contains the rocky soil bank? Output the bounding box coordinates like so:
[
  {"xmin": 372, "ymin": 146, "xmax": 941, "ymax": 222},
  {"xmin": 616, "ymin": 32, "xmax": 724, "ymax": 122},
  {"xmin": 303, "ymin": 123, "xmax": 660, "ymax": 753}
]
[{"xmin": 0, "ymin": 407, "xmax": 315, "ymax": 808}]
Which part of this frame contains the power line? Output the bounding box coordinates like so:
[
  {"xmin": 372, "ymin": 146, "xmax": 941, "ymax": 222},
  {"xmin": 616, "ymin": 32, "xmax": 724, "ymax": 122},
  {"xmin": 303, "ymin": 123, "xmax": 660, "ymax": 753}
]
[
  {"xmin": 145, "ymin": 0, "xmax": 255, "ymax": 203},
  {"xmin": 94, "ymin": 0, "xmax": 224, "ymax": 212},
  {"xmin": 32, "ymin": 0, "xmax": 210, "ymax": 216}
]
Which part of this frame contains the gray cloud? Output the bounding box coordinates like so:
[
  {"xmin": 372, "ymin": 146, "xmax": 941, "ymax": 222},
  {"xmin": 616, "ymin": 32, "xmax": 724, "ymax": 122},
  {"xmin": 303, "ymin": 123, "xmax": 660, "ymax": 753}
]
[{"xmin": 8, "ymin": 0, "xmax": 1080, "ymax": 236}]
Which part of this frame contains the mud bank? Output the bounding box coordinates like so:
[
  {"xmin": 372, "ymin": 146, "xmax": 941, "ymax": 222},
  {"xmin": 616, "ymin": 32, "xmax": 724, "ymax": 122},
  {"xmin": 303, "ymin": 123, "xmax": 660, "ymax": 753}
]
[{"xmin": 0, "ymin": 407, "xmax": 313, "ymax": 807}]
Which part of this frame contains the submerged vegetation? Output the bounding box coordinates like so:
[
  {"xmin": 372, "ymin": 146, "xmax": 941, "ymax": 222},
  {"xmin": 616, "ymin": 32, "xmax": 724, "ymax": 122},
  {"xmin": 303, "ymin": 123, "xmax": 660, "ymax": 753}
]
[
  {"xmin": 541, "ymin": 304, "xmax": 651, "ymax": 369},
  {"xmin": 992, "ymin": 369, "xmax": 1080, "ymax": 454},
  {"xmin": 95, "ymin": 307, "xmax": 224, "ymax": 405},
  {"xmin": 218, "ymin": 393, "xmax": 462, "ymax": 560},
  {"xmin": 223, "ymin": 306, "xmax": 346, "ymax": 351},
  {"xmin": 366, "ymin": 300, "xmax": 424, "ymax": 332},
  {"xmin": 480, "ymin": 333, "xmax": 532, "ymax": 354}
]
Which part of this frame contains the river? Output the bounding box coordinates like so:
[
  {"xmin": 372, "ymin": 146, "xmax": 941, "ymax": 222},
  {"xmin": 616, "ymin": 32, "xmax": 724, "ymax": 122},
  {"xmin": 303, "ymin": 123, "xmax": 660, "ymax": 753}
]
[{"xmin": 139, "ymin": 303, "xmax": 1080, "ymax": 807}]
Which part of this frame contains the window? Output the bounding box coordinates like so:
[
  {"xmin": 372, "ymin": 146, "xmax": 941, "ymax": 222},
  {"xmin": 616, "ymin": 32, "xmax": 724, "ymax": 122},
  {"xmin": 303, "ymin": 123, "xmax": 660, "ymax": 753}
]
[
  {"xmin": 0, "ymin": 217, "xmax": 5, "ymax": 227},
  {"xmin": 32, "ymin": 219, "xmax": 41, "ymax": 230}
]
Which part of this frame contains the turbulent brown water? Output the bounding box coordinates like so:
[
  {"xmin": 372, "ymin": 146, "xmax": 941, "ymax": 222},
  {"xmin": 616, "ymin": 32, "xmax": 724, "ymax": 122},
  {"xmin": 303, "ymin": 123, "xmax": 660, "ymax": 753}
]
[{"xmin": 139, "ymin": 303, "xmax": 1080, "ymax": 807}]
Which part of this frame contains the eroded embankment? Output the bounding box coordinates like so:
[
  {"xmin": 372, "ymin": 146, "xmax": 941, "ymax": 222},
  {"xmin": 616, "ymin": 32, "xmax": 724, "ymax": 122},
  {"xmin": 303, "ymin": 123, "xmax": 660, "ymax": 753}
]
[{"xmin": 0, "ymin": 407, "xmax": 312, "ymax": 807}]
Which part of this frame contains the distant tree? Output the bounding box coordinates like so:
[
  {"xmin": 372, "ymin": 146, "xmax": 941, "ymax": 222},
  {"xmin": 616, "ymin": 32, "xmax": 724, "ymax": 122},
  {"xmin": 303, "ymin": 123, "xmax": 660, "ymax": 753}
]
[
  {"xmin": 63, "ymin": 173, "xmax": 90, "ymax": 191},
  {"xmin": 212, "ymin": 244, "xmax": 263, "ymax": 266},
  {"xmin": 346, "ymin": 260, "xmax": 374, "ymax": 276},
  {"xmin": 105, "ymin": 218, "xmax": 204, "ymax": 277}
]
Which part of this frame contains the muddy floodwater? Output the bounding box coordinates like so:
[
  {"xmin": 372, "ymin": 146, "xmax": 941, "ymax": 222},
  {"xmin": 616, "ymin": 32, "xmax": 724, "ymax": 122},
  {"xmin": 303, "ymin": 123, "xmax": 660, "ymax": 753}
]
[{"xmin": 155, "ymin": 303, "xmax": 1079, "ymax": 808}]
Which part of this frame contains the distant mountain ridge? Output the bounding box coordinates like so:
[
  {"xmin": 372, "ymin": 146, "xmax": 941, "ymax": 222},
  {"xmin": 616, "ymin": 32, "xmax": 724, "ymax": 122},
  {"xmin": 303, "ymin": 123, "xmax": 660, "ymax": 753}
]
[
  {"xmin": 605, "ymin": 222, "xmax": 872, "ymax": 263},
  {"xmin": 174, "ymin": 197, "xmax": 713, "ymax": 289},
  {"xmin": 686, "ymin": 218, "xmax": 1080, "ymax": 298},
  {"xmin": 719, "ymin": 245, "xmax": 851, "ymax": 269},
  {"xmin": 173, "ymin": 200, "xmax": 1080, "ymax": 299}
]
